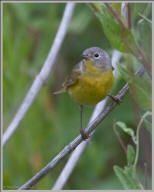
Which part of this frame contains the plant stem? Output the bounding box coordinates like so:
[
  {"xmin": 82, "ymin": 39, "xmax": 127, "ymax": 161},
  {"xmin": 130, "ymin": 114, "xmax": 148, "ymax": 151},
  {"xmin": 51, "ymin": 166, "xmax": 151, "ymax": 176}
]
[
  {"xmin": 133, "ymin": 111, "xmax": 151, "ymax": 171},
  {"xmin": 2, "ymin": 3, "xmax": 76, "ymax": 146},
  {"xmin": 133, "ymin": 111, "xmax": 151, "ymax": 189},
  {"xmin": 137, "ymin": 46, "xmax": 151, "ymax": 77},
  {"xmin": 104, "ymin": 3, "xmax": 128, "ymax": 29},
  {"xmin": 127, "ymin": 3, "xmax": 131, "ymax": 29},
  {"xmin": 144, "ymin": 162, "xmax": 148, "ymax": 189},
  {"xmin": 114, "ymin": 125, "xmax": 127, "ymax": 155}
]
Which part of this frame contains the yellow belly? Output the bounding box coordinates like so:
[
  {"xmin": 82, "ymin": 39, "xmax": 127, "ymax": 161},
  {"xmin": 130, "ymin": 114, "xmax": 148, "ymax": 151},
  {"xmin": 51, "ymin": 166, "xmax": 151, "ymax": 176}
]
[{"xmin": 68, "ymin": 68, "xmax": 114, "ymax": 105}]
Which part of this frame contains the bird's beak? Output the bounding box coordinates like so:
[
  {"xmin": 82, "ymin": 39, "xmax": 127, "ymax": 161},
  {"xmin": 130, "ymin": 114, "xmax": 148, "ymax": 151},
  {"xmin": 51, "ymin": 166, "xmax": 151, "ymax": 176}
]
[{"xmin": 82, "ymin": 54, "xmax": 90, "ymax": 60}]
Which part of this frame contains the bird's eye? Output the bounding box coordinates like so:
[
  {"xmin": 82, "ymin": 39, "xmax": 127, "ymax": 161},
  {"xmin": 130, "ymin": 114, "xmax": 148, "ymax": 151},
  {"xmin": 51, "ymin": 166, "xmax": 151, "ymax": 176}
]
[{"xmin": 94, "ymin": 53, "xmax": 99, "ymax": 58}]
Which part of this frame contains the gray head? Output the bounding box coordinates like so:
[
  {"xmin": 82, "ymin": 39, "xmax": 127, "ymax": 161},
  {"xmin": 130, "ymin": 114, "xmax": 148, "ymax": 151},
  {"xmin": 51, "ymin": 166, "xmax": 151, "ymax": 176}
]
[{"xmin": 82, "ymin": 47, "xmax": 112, "ymax": 70}]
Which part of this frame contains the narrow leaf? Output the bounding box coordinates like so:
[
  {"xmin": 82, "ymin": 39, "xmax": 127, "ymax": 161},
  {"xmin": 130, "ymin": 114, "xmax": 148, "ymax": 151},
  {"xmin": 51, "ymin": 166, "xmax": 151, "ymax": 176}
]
[
  {"xmin": 115, "ymin": 121, "xmax": 137, "ymax": 144},
  {"xmin": 127, "ymin": 145, "xmax": 135, "ymax": 165},
  {"xmin": 114, "ymin": 165, "xmax": 139, "ymax": 189},
  {"xmin": 124, "ymin": 166, "xmax": 140, "ymax": 189},
  {"xmin": 92, "ymin": 3, "xmax": 137, "ymax": 55},
  {"xmin": 118, "ymin": 64, "xmax": 152, "ymax": 111}
]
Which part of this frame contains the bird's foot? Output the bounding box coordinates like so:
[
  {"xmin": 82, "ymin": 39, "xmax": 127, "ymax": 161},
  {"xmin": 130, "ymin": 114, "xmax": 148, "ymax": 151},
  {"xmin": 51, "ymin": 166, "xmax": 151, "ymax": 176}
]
[
  {"xmin": 80, "ymin": 128, "xmax": 89, "ymax": 140},
  {"xmin": 108, "ymin": 94, "xmax": 122, "ymax": 104}
]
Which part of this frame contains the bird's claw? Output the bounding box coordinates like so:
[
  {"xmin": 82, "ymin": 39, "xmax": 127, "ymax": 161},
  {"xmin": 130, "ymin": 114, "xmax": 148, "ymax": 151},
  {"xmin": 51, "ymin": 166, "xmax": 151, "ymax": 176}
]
[
  {"xmin": 80, "ymin": 128, "xmax": 89, "ymax": 140},
  {"xmin": 108, "ymin": 95, "xmax": 122, "ymax": 104}
]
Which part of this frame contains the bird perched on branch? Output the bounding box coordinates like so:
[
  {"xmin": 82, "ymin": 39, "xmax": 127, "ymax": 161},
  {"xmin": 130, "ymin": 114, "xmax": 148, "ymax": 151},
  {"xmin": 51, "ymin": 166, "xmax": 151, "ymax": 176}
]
[{"xmin": 54, "ymin": 47, "xmax": 120, "ymax": 139}]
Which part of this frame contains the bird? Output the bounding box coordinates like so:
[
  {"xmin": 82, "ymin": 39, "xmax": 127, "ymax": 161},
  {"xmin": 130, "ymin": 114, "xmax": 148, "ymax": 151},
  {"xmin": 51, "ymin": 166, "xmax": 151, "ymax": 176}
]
[{"xmin": 54, "ymin": 47, "xmax": 120, "ymax": 139}]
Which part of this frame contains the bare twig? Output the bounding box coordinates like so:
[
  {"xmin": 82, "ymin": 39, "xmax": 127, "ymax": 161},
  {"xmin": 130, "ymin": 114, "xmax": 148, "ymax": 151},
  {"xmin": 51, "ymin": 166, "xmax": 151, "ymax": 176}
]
[
  {"xmin": 52, "ymin": 140, "xmax": 89, "ymax": 190},
  {"xmin": 121, "ymin": 2, "xmax": 127, "ymax": 19},
  {"xmin": 52, "ymin": 107, "xmax": 100, "ymax": 190},
  {"xmin": 138, "ymin": 13, "xmax": 152, "ymax": 24},
  {"xmin": 2, "ymin": 3, "xmax": 75, "ymax": 146},
  {"xmin": 113, "ymin": 126, "xmax": 127, "ymax": 155},
  {"xmin": 127, "ymin": 3, "xmax": 131, "ymax": 29},
  {"xmin": 133, "ymin": 112, "xmax": 151, "ymax": 190},
  {"xmin": 144, "ymin": 162, "xmax": 148, "ymax": 189},
  {"xmin": 19, "ymin": 65, "xmax": 144, "ymax": 190},
  {"xmin": 134, "ymin": 171, "xmax": 144, "ymax": 190},
  {"xmin": 52, "ymin": 50, "xmax": 121, "ymax": 190},
  {"xmin": 105, "ymin": 2, "xmax": 151, "ymax": 77},
  {"xmin": 137, "ymin": 46, "xmax": 151, "ymax": 77},
  {"xmin": 104, "ymin": 3, "xmax": 152, "ymax": 77},
  {"xmin": 104, "ymin": 3, "xmax": 128, "ymax": 29}
]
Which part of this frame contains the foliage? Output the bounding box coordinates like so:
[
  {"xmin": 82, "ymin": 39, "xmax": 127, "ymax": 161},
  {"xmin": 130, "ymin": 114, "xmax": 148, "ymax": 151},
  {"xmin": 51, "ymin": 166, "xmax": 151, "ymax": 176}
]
[
  {"xmin": 89, "ymin": 3, "xmax": 151, "ymax": 189},
  {"xmin": 3, "ymin": 2, "xmax": 151, "ymax": 190},
  {"xmin": 113, "ymin": 111, "xmax": 152, "ymax": 189},
  {"xmin": 118, "ymin": 63, "xmax": 152, "ymax": 112},
  {"xmin": 91, "ymin": 3, "xmax": 137, "ymax": 55}
]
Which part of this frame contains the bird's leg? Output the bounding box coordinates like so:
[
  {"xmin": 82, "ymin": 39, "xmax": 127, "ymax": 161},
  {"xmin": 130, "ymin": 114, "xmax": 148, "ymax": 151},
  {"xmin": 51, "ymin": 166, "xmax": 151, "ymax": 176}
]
[
  {"xmin": 108, "ymin": 94, "xmax": 122, "ymax": 104},
  {"xmin": 79, "ymin": 105, "xmax": 88, "ymax": 140}
]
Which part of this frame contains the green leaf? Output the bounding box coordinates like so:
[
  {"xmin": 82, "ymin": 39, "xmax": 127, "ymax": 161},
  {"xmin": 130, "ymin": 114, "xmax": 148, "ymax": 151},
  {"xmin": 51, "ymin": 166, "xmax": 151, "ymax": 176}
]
[
  {"xmin": 131, "ymin": 77, "xmax": 151, "ymax": 111},
  {"xmin": 118, "ymin": 64, "xmax": 152, "ymax": 111},
  {"xmin": 132, "ymin": 76, "xmax": 152, "ymax": 111},
  {"xmin": 141, "ymin": 111, "xmax": 152, "ymax": 134},
  {"xmin": 114, "ymin": 165, "xmax": 131, "ymax": 189},
  {"xmin": 127, "ymin": 145, "xmax": 135, "ymax": 165},
  {"xmin": 144, "ymin": 116, "xmax": 152, "ymax": 134},
  {"xmin": 112, "ymin": 3, "xmax": 122, "ymax": 14},
  {"xmin": 124, "ymin": 166, "xmax": 140, "ymax": 189},
  {"xmin": 115, "ymin": 121, "xmax": 137, "ymax": 144},
  {"xmin": 92, "ymin": 3, "xmax": 137, "ymax": 55},
  {"xmin": 113, "ymin": 165, "xmax": 139, "ymax": 189},
  {"xmin": 133, "ymin": 3, "xmax": 152, "ymax": 64}
]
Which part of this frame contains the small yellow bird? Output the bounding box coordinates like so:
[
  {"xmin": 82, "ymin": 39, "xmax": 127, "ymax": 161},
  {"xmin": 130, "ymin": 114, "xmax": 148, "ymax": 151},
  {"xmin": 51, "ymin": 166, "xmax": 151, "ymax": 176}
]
[{"xmin": 54, "ymin": 47, "xmax": 119, "ymax": 139}]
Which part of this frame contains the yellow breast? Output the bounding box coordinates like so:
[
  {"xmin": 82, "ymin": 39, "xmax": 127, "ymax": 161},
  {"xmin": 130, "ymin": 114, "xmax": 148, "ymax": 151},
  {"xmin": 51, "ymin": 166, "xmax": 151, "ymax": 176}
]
[{"xmin": 68, "ymin": 61, "xmax": 114, "ymax": 105}]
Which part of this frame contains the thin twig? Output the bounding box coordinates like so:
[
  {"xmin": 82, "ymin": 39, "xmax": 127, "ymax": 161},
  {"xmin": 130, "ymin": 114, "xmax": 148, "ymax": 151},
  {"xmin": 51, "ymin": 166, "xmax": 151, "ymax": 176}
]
[
  {"xmin": 144, "ymin": 162, "xmax": 148, "ymax": 189},
  {"xmin": 105, "ymin": 2, "xmax": 151, "ymax": 77},
  {"xmin": 127, "ymin": 3, "xmax": 131, "ymax": 29},
  {"xmin": 121, "ymin": 2, "xmax": 127, "ymax": 19},
  {"xmin": 134, "ymin": 171, "xmax": 144, "ymax": 190},
  {"xmin": 52, "ymin": 140, "xmax": 89, "ymax": 190},
  {"xmin": 137, "ymin": 46, "xmax": 151, "ymax": 77},
  {"xmin": 133, "ymin": 112, "xmax": 151, "ymax": 190},
  {"xmin": 113, "ymin": 126, "xmax": 127, "ymax": 155},
  {"xmin": 52, "ymin": 50, "xmax": 121, "ymax": 190},
  {"xmin": 2, "ymin": 3, "xmax": 76, "ymax": 146},
  {"xmin": 104, "ymin": 3, "xmax": 128, "ymax": 29},
  {"xmin": 133, "ymin": 112, "xmax": 151, "ymax": 172},
  {"xmin": 52, "ymin": 100, "xmax": 107, "ymax": 190},
  {"xmin": 19, "ymin": 66, "xmax": 144, "ymax": 190},
  {"xmin": 138, "ymin": 13, "xmax": 152, "ymax": 24}
]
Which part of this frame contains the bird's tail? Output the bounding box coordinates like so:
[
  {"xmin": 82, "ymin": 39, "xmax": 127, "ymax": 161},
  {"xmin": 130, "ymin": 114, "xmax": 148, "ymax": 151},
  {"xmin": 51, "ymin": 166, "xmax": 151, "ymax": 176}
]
[{"xmin": 53, "ymin": 87, "xmax": 67, "ymax": 95}]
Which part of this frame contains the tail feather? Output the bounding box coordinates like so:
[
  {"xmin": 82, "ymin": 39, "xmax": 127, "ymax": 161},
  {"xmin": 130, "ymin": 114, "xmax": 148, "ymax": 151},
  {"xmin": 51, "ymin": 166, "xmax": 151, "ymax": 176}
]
[{"xmin": 53, "ymin": 87, "xmax": 67, "ymax": 95}]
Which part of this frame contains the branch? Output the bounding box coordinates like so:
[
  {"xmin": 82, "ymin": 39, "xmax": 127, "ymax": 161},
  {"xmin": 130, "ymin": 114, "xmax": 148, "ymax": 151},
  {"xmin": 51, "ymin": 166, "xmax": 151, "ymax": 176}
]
[
  {"xmin": 105, "ymin": 2, "xmax": 151, "ymax": 77},
  {"xmin": 2, "ymin": 3, "xmax": 76, "ymax": 146},
  {"xmin": 52, "ymin": 50, "xmax": 121, "ymax": 190},
  {"xmin": 113, "ymin": 125, "xmax": 127, "ymax": 155},
  {"xmin": 121, "ymin": 2, "xmax": 131, "ymax": 29},
  {"xmin": 137, "ymin": 46, "xmax": 151, "ymax": 77},
  {"xmin": 104, "ymin": 3, "xmax": 128, "ymax": 29},
  {"xmin": 19, "ymin": 66, "xmax": 144, "ymax": 190},
  {"xmin": 52, "ymin": 140, "xmax": 89, "ymax": 190},
  {"xmin": 127, "ymin": 3, "xmax": 131, "ymax": 29},
  {"xmin": 144, "ymin": 162, "xmax": 148, "ymax": 189},
  {"xmin": 52, "ymin": 101, "xmax": 107, "ymax": 190}
]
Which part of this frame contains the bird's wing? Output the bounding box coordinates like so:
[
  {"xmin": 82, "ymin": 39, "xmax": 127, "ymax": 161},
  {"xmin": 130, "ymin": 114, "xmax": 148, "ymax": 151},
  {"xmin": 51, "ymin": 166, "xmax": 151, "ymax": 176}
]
[
  {"xmin": 54, "ymin": 61, "xmax": 85, "ymax": 94},
  {"xmin": 63, "ymin": 60, "xmax": 85, "ymax": 88}
]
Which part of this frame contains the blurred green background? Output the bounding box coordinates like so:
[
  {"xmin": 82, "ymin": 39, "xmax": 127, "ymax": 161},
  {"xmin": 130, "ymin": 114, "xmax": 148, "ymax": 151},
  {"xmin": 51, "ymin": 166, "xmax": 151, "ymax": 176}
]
[{"xmin": 3, "ymin": 2, "xmax": 151, "ymax": 190}]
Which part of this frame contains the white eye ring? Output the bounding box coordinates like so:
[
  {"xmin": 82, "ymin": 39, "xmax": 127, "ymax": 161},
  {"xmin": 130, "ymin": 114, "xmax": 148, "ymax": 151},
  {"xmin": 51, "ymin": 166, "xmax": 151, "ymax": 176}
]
[{"xmin": 94, "ymin": 53, "xmax": 100, "ymax": 58}]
